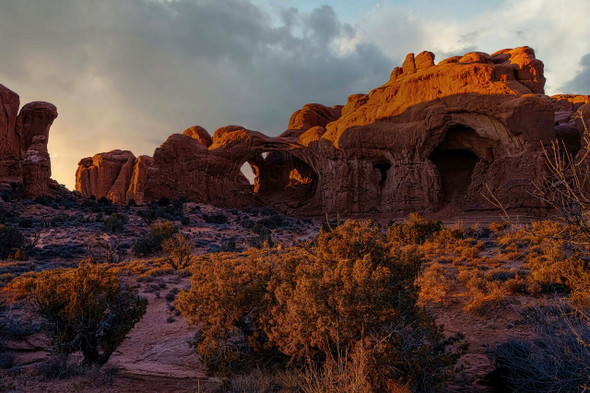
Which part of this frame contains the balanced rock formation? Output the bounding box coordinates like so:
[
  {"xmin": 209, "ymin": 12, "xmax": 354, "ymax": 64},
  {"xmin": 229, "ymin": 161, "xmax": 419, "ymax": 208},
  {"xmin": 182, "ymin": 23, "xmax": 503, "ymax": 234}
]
[
  {"xmin": 0, "ymin": 84, "xmax": 58, "ymax": 198},
  {"xmin": 75, "ymin": 46, "xmax": 590, "ymax": 217}
]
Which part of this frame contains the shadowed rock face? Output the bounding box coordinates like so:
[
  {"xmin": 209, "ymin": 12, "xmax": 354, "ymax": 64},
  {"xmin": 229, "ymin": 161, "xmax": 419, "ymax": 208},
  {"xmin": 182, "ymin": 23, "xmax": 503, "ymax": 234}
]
[
  {"xmin": 0, "ymin": 85, "xmax": 58, "ymax": 198},
  {"xmin": 75, "ymin": 46, "xmax": 590, "ymax": 217}
]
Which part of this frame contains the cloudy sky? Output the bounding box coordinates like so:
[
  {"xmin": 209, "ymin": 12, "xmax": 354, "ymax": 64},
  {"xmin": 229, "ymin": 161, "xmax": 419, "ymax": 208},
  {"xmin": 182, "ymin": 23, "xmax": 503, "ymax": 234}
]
[{"xmin": 1, "ymin": 0, "xmax": 590, "ymax": 189}]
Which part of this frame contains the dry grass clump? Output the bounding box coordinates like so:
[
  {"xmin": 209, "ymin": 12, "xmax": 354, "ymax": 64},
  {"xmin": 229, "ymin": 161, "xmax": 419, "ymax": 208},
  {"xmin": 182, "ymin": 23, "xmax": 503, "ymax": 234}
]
[
  {"xmin": 178, "ymin": 220, "xmax": 466, "ymax": 393},
  {"xmin": 222, "ymin": 368, "xmax": 300, "ymax": 393}
]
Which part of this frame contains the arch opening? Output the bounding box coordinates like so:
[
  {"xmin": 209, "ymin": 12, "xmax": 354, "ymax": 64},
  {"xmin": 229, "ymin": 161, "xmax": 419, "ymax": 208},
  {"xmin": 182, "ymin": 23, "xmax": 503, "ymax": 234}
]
[
  {"xmin": 240, "ymin": 162, "xmax": 256, "ymax": 186},
  {"xmin": 249, "ymin": 151, "xmax": 318, "ymax": 210}
]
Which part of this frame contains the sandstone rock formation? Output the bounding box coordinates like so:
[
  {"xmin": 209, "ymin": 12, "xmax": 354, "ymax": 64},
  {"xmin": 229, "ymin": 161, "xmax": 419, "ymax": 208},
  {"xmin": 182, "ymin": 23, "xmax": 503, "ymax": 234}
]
[
  {"xmin": 287, "ymin": 103, "xmax": 342, "ymax": 132},
  {"xmin": 0, "ymin": 84, "xmax": 58, "ymax": 198},
  {"xmin": 0, "ymin": 85, "xmax": 21, "ymax": 184},
  {"xmin": 75, "ymin": 46, "xmax": 590, "ymax": 217},
  {"xmin": 183, "ymin": 125, "xmax": 212, "ymax": 147},
  {"xmin": 75, "ymin": 150, "xmax": 155, "ymax": 204}
]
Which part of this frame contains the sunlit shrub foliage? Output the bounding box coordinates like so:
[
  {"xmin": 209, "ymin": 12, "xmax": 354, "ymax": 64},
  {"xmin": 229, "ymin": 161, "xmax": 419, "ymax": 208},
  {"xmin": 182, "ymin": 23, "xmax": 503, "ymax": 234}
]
[
  {"xmin": 26, "ymin": 261, "xmax": 147, "ymax": 368},
  {"xmin": 178, "ymin": 219, "xmax": 466, "ymax": 392}
]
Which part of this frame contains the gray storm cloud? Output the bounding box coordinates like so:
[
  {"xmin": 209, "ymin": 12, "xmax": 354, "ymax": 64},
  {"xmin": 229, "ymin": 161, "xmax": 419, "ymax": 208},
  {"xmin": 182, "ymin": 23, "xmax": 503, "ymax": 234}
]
[
  {"xmin": 0, "ymin": 0, "xmax": 393, "ymax": 188},
  {"xmin": 562, "ymin": 53, "xmax": 590, "ymax": 94}
]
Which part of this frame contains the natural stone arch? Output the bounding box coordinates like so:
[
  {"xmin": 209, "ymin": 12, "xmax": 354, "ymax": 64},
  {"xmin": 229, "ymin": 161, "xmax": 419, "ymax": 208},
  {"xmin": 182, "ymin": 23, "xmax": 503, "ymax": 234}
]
[
  {"xmin": 241, "ymin": 149, "xmax": 320, "ymax": 210},
  {"xmin": 448, "ymin": 113, "xmax": 525, "ymax": 157}
]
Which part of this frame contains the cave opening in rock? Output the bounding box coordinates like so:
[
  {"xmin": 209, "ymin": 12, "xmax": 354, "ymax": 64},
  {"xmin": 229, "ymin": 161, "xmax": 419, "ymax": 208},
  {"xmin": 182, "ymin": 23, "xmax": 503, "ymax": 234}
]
[
  {"xmin": 374, "ymin": 162, "xmax": 391, "ymax": 187},
  {"xmin": 430, "ymin": 149, "xmax": 479, "ymax": 207}
]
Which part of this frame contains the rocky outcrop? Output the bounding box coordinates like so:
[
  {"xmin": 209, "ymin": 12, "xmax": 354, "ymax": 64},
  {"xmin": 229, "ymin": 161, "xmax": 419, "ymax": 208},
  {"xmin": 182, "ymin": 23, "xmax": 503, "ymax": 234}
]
[
  {"xmin": 22, "ymin": 135, "xmax": 52, "ymax": 198},
  {"xmin": 126, "ymin": 155, "xmax": 153, "ymax": 202},
  {"xmin": 0, "ymin": 85, "xmax": 58, "ymax": 197},
  {"xmin": 550, "ymin": 95, "xmax": 590, "ymax": 154},
  {"xmin": 0, "ymin": 85, "xmax": 21, "ymax": 184},
  {"xmin": 74, "ymin": 46, "xmax": 590, "ymax": 217},
  {"xmin": 75, "ymin": 150, "xmax": 150, "ymax": 204},
  {"xmin": 17, "ymin": 102, "xmax": 58, "ymax": 197},
  {"xmin": 183, "ymin": 125, "xmax": 213, "ymax": 147},
  {"xmin": 288, "ymin": 103, "xmax": 342, "ymax": 131}
]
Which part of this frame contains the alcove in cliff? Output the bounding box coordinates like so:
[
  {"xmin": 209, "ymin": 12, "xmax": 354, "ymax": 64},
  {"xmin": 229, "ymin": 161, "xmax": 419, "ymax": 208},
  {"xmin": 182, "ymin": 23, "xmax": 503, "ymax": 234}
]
[{"xmin": 429, "ymin": 125, "xmax": 496, "ymax": 209}]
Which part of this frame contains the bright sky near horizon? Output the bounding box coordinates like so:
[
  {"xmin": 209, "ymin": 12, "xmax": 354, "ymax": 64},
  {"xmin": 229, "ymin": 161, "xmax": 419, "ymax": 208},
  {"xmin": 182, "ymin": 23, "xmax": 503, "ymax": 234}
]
[{"xmin": 1, "ymin": 0, "xmax": 590, "ymax": 189}]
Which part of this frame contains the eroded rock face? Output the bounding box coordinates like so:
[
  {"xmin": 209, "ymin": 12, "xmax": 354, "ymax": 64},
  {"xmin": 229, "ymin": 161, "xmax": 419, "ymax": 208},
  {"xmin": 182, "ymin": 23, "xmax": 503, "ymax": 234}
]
[
  {"xmin": 17, "ymin": 102, "xmax": 58, "ymax": 197},
  {"xmin": 76, "ymin": 150, "xmax": 137, "ymax": 203},
  {"xmin": 22, "ymin": 135, "xmax": 52, "ymax": 198},
  {"xmin": 0, "ymin": 85, "xmax": 58, "ymax": 197},
  {"xmin": 74, "ymin": 46, "xmax": 588, "ymax": 217},
  {"xmin": 0, "ymin": 85, "xmax": 22, "ymax": 184}
]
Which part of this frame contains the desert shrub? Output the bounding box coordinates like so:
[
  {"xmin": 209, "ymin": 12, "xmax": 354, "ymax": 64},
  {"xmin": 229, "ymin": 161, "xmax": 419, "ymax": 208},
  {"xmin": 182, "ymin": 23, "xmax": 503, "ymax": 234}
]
[
  {"xmin": 221, "ymin": 238, "xmax": 237, "ymax": 252},
  {"xmin": 87, "ymin": 239, "xmax": 125, "ymax": 264},
  {"xmin": 18, "ymin": 217, "xmax": 34, "ymax": 228},
  {"xmin": 34, "ymin": 195, "xmax": 53, "ymax": 206},
  {"xmin": 138, "ymin": 207, "xmax": 158, "ymax": 225},
  {"xmin": 0, "ymin": 225, "xmax": 26, "ymax": 259},
  {"xmin": 240, "ymin": 218, "xmax": 255, "ymax": 229},
  {"xmin": 257, "ymin": 214, "xmax": 286, "ymax": 229},
  {"xmin": 458, "ymin": 267, "xmax": 510, "ymax": 314},
  {"xmin": 251, "ymin": 223, "xmax": 273, "ymax": 247},
  {"xmin": 416, "ymin": 263, "xmax": 454, "ymax": 305},
  {"xmin": 97, "ymin": 196, "xmax": 111, "ymax": 206},
  {"xmin": 490, "ymin": 309, "xmax": 590, "ymax": 393},
  {"xmin": 27, "ymin": 261, "xmax": 147, "ymax": 368},
  {"xmin": 162, "ymin": 233, "xmax": 193, "ymax": 269},
  {"xmin": 133, "ymin": 221, "xmax": 177, "ymax": 256},
  {"xmin": 103, "ymin": 213, "xmax": 128, "ymax": 233},
  {"xmin": 387, "ymin": 213, "xmax": 443, "ymax": 244},
  {"xmin": 488, "ymin": 221, "xmax": 509, "ymax": 235},
  {"xmin": 158, "ymin": 197, "xmax": 171, "ymax": 206},
  {"xmin": 524, "ymin": 236, "xmax": 590, "ymax": 306},
  {"xmin": 203, "ymin": 213, "xmax": 228, "ymax": 224},
  {"xmin": 178, "ymin": 220, "xmax": 465, "ymax": 392}
]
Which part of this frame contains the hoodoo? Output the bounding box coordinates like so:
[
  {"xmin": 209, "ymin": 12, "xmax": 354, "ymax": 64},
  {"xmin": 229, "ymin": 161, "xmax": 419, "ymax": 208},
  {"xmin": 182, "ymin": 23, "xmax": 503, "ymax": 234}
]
[
  {"xmin": 74, "ymin": 46, "xmax": 590, "ymax": 217},
  {"xmin": 0, "ymin": 84, "xmax": 58, "ymax": 198}
]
